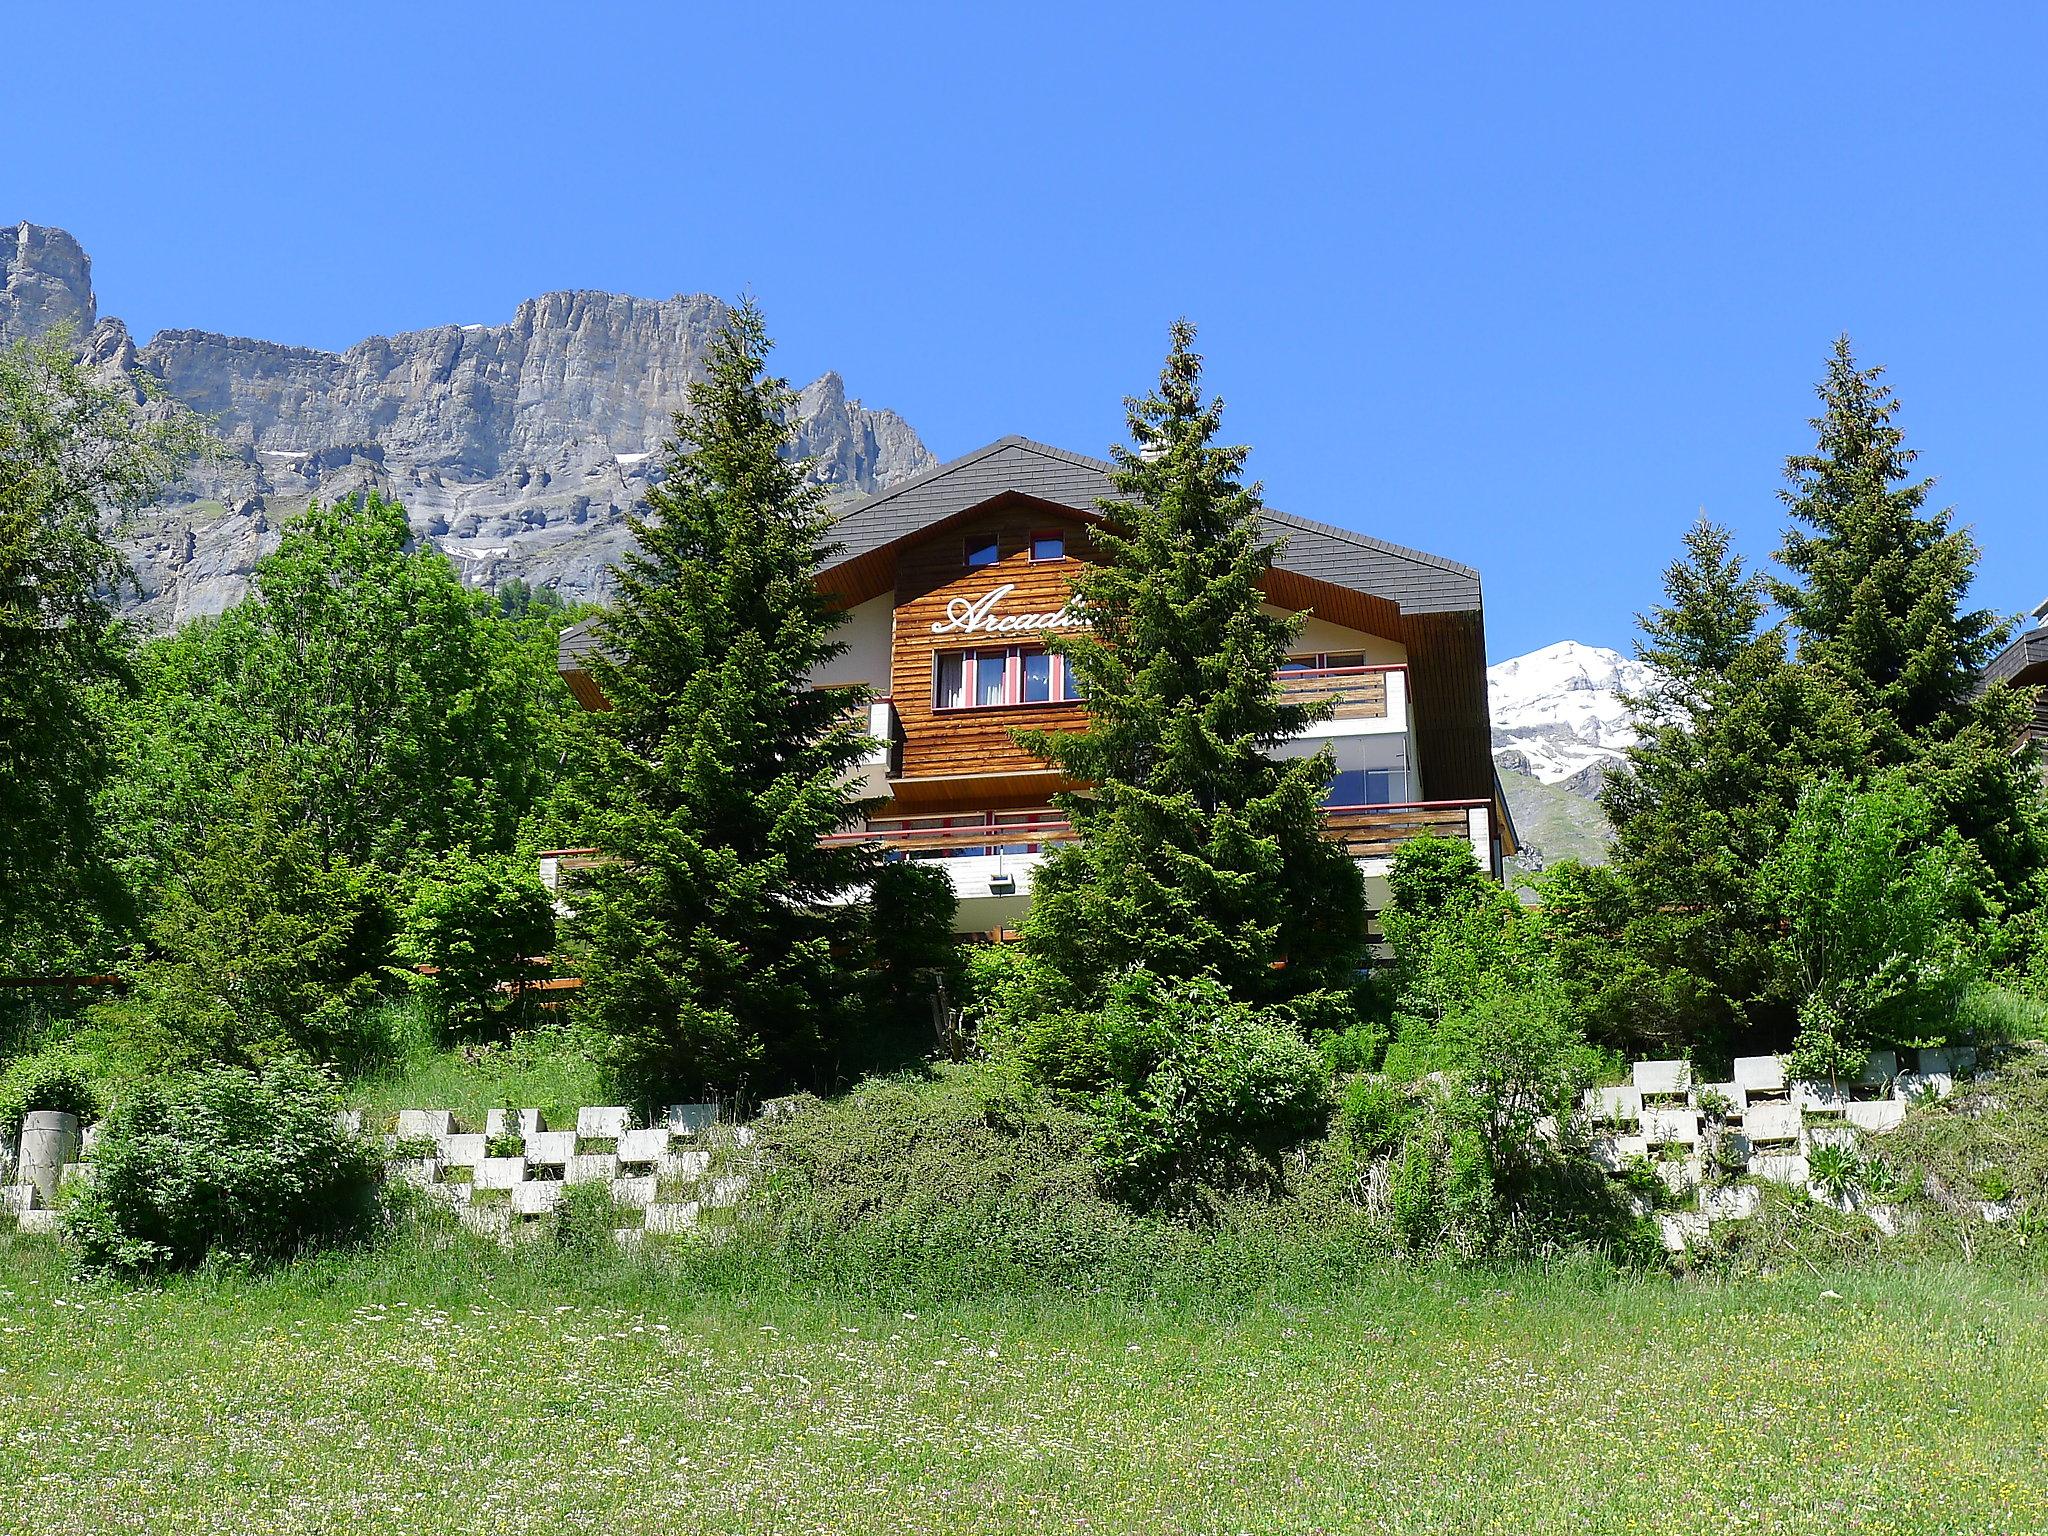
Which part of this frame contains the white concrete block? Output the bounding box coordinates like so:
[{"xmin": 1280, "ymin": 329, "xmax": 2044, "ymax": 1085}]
[
  {"xmin": 1792, "ymin": 1080, "xmax": 1850, "ymax": 1114},
  {"xmin": 1895, "ymin": 1071, "xmax": 1952, "ymax": 1102},
  {"xmin": 1640, "ymin": 1108, "xmax": 1700, "ymax": 1147},
  {"xmin": 1750, "ymin": 1153, "xmax": 1810, "ymax": 1186},
  {"xmin": 332, "ymin": 1110, "xmax": 363, "ymax": 1138},
  {"xmin": 1633, "ymin": 1059, "xmax": 1691, "ymax": 1098},
  {"xmin": 1699, "ymin": 1183, "xmax": 1760, "ymax": 1222},
  {"xmin": 1804, "ymin": 1123, "xmax": 1858, "ymax": 1154},
  {"xmin": 396, "ymin": 1109, "xmax": 454, "ymax": 1140},
  {"xmin": 1655, "ymin": 1156, "xmax": 1703, "ymax": 1196},
  {"xmin": 645, "ymin": 1201, "xmax": 699, "ymax": 1233},
  {"xmin": 389, "ymin": 1157, "xmax": 441, "ymax": 1189},
  {"xmin": 1856, "ymin": 1051, "xmax": 1899, "ymax": 1088},
  {"xmin": 1845, "ymin": 1099, "xmax": 1905, "ymax": 1133},
  {"xmin": 566, "ymin": 1153, "xmax": 619, "ymax": 1185},
  {"xmin": 703, "ymin": 1175, "xmax": 748, "ymax": 1208},
  {"xmin": 1978, "ymin": 1198, "xmax": 2015, "ymax": 1224},
  {"xmin": 658, "ymin": 1148, "xmax": 711, "ymax": 1180},
  {"xmin": 474, "ymin": 1157, "xmax": 526, "ymax": 1190},
  {"xmin": 1658, "ymin": 1211, "xmax": 1710, "ymax": 1252},
  {"xmin": 57, "ymin": 1162, "xmax": 93, "ymax": 1192},
  {"xmin": 523, "ymin": 1131, "xmax": 576, "ymax": 1166},
  {"xmin": 613, "ymin": 1227, "xmax": 645, "ymax": 1251},
  {"xmin": 617, "ymin": 1128, "xmax": 670, "ymax": 1164},
  {"xmin": 1918, "ymin": 1046, "xmax": 1974, "ymax": 1077},
  {"xmin": 1867, "ymin": 1204, "xmax": 1917, "ymax": 1236},
  {"xmin": 1589, "ymin": 1134, "xmax": 1648, "ymax": 1171},
  {"xmin": 16, "ymin": 1208, "xmax": 61, "ymax": 1236},
  {"xmin": 1695, "ymin": 1082, "xmax": 1746, "ymax": 1116},
  {"xmin": 486, "ymin": 1108, "xmax": 544, "ymax": 1138},
  {"xmin": 459, "ymin": 1204, "xmax": 510, "ymax": 1237},
  {"xmin": 577, "ymin": 1106, "xmax": 632, "ymax": 1139},
  {"xmin": 664, "ymin": 1103, "xmax": 719, "ymax": 1135},
  {"xmin": 1733, "ymin": 1055, "xmax": 1787, "ymax": 1096},
  {"xmin": 2, "ymin": 1184, "xmax": 37, "ymax": 1215},
  {"xmin": 1586, "ymin": 1086, "xmax": 1642, "ymax": 1123},
  {"xmin": 610, "ymin": 1174, "xmax": 657, "ymax": 1210},
  {"xmin": 512, "ymin": 1181, "xmax": 562, "ymax": 1217},
  {"xmin": 439, "ymin": 1133, "xmax": 487, "ymax": 1168}
]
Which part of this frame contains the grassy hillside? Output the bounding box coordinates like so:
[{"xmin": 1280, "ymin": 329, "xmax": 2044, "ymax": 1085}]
[
  {"xmin": 1498, "ymin": 763, "xmax": 1614, "ymax": 867},
  {"xmin": 3, "ymin": 1239, "xmax": 2041, "ymax": 1535}
]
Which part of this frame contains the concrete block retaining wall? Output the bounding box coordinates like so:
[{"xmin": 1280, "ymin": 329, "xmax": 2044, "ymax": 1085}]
[{"xmin": 0, "ymin": 1048, "xmax": 2007, "ymax": 1255}]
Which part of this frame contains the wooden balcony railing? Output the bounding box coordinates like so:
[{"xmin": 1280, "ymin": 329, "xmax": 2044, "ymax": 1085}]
[
  {"xmin": 1319, "ymin": 800, "xmax": 1484, "ymax": 860},
  {"xmin": 1274, "ymin": 664, "xmax": 1398, "ymax": 721},
  {"xmin": 823, "ymin": 798, "xmax": 1489, "ymax": 863}
]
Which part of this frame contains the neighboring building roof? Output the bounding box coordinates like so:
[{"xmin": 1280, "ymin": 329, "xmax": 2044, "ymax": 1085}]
[
  {"xmin": 824, "ymin": 436, "xmax": 1483, "ymax": 614},
  {"xmin": 1984, "ymin": 627, "xmax": 2048, "ymax": 689}
]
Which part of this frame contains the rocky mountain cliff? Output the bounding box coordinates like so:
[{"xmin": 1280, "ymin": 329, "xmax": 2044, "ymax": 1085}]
[
  {"xmin": 1489, "ymin": 640, "xmax": 1655, "ymax": 867},
  {"xmin": 2, "ymin": 222, "xmax": 937, "ymax": 628}
]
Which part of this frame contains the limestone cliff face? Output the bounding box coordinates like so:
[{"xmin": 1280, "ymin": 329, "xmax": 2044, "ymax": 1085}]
[{"xmin": 2, "ymin": 222, "xmax": 937, "ymax": 628}]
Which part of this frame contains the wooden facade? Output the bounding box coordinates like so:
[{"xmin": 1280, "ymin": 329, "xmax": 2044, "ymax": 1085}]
[
  {"xmin": 556, "ymin": 433, "xmax": 1516, "ymax": 925},
  {"xmin": 890, "ymin": 500, "xmax": 1094, "ymax": 788}
]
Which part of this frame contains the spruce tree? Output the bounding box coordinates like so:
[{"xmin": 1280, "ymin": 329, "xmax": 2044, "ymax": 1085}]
[
  {"xmin": 566, "ymin": 299, "xmax": 946, "ymax": 1101},
  {"xmin": 1601, "ymin": 517, "xmax": 1866, "ymax": 1052},
  {"xmin": 1774, "ymin": 337, "xmax": 2046, "ymax": 899},
  {"xmin": 1019, "ymin": 321, "xmax": 1365, "ymax": 1012}
]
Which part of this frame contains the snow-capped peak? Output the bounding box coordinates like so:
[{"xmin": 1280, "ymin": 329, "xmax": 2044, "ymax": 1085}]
[{"xmin": 1488, "ymin": 640, "xmax": 1656, "ymax": 787}]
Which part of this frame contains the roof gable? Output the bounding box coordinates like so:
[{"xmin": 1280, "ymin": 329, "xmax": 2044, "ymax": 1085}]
[{"xmin": 824, "ymin": 435, "xmax": 1482, "ymax": 615}]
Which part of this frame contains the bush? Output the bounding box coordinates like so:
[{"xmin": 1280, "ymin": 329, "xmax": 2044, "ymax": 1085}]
[
  {"xmin": 1765, "ymin": 775, "xmax": 1980, "ymax": 1077},
  {"xmin": 0, "ymin": 1046, "xmax": 102, "ymax": 1137},
  {"xmin": 749, "ymin": 1060, "xmax": 1148, "ymax": 1290},
  {"xmin": 399, "ymin": 848, "xmax": 556, "ymax": 1040},
  {"xmin": 988, "ymin": 967, "xmax": 1329, "ymax": 1212},
  {"xmin": 65, "ymin": 1060, "xmax": 382, "ymax": 1277}
]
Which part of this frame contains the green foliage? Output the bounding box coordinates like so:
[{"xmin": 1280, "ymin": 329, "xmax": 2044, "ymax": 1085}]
[
  {"xmin": 1085, "ymin": 971, "xmax": 1330, "ymax": 1210},
  {"xmin": 399, "ymin": 848, "xmax": 556, "ymax": 1039},
  {"xmin": 0, "ymin": 332, "xmax": 206, "ymax": 952},
  {"xmin": 0, "ymin": 1044, "xmax": 102, "ymax": 1135},
  {"xmin": 65, "ymin": 1060, "xmax": 382, "ymax": 1277},
  {"xmin": 89, "ymin": 781, "xmax": 396, "ymax": 1074},
  {"xmin": 345, "ymin": 1017, "xmax": 613, "ymax": 1123},
  {"xmin": 1017, "ymin": 321, "xmax": 1366, "ymax": 1010},
  {"xmin": 1764, "ymin": 775, "xmax": 1980, "ymax": 1076},
  {"xmin": 547, "ymin": 1178, "xmax": 623, "ymax": 1258},
  {"xmin": 565, "ymin": 298, "xmax": 948, "ymax": 1103},
  {"xmin": 748, "ymin": 1061, "xmax": 1144, "ymax": 1290}
]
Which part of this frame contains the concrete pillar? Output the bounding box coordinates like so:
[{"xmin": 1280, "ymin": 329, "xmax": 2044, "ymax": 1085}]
[{"xmin": 18, "ymin": 1111, "xmax": 81, "ymax": 1208}]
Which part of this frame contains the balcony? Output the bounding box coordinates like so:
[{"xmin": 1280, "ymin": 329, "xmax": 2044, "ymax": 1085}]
[
  {"xmin": 841, "ymin": 695, "xmax": 902, "ymax": 798},
  {"xmin": 825, "ymin": 796, "xmax": 1499, "ymax": 932},
  {"xmin": 1275, "ymin": 663, "xmax": 1409, "ymax": 738}
]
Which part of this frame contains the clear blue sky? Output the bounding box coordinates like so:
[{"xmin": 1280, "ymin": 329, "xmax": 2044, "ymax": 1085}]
[{"xmin": 10, "ymin": 3, "xmax": 2045, "ymax": 661}]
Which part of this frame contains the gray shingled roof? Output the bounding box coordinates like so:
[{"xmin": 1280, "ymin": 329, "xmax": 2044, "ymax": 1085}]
[
  {"xmin": 1984, "ymin": 627, "xmax": 2048, "ymax": 687},
  {"xmin": 826, "ymin": 435, "xmax": 1481, "ymax": 614}
]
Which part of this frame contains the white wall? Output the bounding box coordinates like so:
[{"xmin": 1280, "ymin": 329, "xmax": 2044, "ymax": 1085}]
[
  {"xmin": 1263, "ymin": 606, "xmax": 1406, "ymax": 664},
  {"xmin": 809, "ymin": 594, "xmax": 894, "ymax": 690}
]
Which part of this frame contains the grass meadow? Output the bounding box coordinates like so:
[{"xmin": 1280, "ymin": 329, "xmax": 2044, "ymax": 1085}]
[{"xmin": 2, "ymin": 1233, "xmax": 2041, "ymax": 1535}]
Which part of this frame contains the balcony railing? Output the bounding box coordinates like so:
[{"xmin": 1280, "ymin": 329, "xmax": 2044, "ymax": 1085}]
[
  {"xmin": 824, "ymin": 797, "xmax": 1492, "ymax": 865},
  {"xmin": 1274, "ymin": 663, "xmax": 1400, "ymax": 721}
]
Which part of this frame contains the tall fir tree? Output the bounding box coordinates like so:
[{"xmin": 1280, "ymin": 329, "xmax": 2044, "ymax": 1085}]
[
  {"xmin": 1018, "ymin": 321, "xmax": 1366, "ymax": 1012},
  {"xmin": 1600, "ymin": 517, "xmax": 1866, "ymax": 1052},
  {"xmin": 1773, "ymin": 337, "xmax": 2046, "ymax": 900},
  {"xmin": 566, "ymin": 299, "xmax": 950, "ymax": 1101}
]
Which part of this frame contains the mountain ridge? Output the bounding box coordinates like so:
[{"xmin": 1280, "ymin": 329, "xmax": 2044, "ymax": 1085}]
[
  {"xmin": 2, "ymin": 221, "xmax": 937, "ymax": 627},
  {"xmin": 1489, "ymin": 639, "xmax": 1650, "ymax": 867}
]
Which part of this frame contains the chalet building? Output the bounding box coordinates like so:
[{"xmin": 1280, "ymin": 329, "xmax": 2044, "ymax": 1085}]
[
  {"xmin": 559, "ymin": 436, "xmax": 1516, "ymax": 934},
  {"xmin": 1983, "ymin": 597, "xmax": 2048, "ymax": 778}
]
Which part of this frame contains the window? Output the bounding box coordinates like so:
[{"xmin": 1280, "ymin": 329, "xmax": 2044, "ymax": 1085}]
[
  {"xmin": 1029, "ymin": 531, "xmax": 1065, "ymax": 561},
  {"xmin": 1284, "ymin": 651, "xmax": 1368, "ymax": 673},
  {"xmin": 994, "ymin": 809, "xmax": 1061, "ymax": 855},
  {"xmin": 965, "ymin": 534, "xmax": 1000, "ymax": 567},
  {"xmin": 933, "ymin": 645, "xmax": 1080, "ymax": 709}
]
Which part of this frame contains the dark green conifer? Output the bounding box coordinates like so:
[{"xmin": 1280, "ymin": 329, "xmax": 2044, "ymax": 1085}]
[
  {"xmin": 1019, "ymin": 321, "xmax": 1365, "ymax": 1012},
  {"xmin": 567, "ymin": 299, "xmax": 950, "ymax": 1101}
]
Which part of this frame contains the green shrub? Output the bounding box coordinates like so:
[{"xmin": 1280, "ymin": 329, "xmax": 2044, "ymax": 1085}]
[
  {"xmin": 399, "ymin": 848, "xmax": 556, "ymax": 1040},
  {"xmin": 65, "ymin": 1060, "xmax": 382, "ymax": 1277},
  {"xmin": 0, "ymin": 1046, "xmax": 102, "ymax": 1136},
  {"xmin": 748, "ymin": 1061, "xmax": 1148, "ymax": 1290},
  {"xmin": 1766, "ymin": 775, "xmax": 1980, "ymax": 1076},
  {"xmin": 548, "ymin": 1178, "xmax": 622, "ymax": 1258}
]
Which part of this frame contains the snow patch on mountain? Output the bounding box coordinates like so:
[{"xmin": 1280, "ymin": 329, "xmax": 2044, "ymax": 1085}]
[{"xmin": 1487, "ymin": 640, "xmax": 1655, "ymax": 787}]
